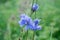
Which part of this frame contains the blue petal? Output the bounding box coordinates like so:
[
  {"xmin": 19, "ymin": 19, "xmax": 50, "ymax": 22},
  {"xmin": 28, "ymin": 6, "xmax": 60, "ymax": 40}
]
[
  {"xmin": 29, "ymin": 22, "xmax": 42, "ymax": 30},
  {"xmin": 24, "ymin": 24, "xmax": 32, "ymax": 30},
  {"xmin": 20, "ymin": 14, "xmax": 26, "ymax": 18},
  {"xmin": 32, "ymin": 25, "xmax": 42, "ymax": 30},
  {"xmin": 25, "ymin": 23, "xmax": 34, "ymax": 30},
  {"xmin": 24, "ymin": 26, "xmax": 29, "ymax": 30},
  {"xmin": 34, "ymin": 19, "xmax": 40, "ymax": 25},
  {"xmin": 36, "ymin": 26, "xmax": 42, "ymax": 30},
  {"xmin": 32, "ymin": 3, "xmax": 39, "ymax": 11},
  {"xmin": 20, "ymin": 14, "xmax": 32, "ymax": 22},
  {"xmin": 18, "ymin": 19, "xmax": 27, "ymax": 27}
]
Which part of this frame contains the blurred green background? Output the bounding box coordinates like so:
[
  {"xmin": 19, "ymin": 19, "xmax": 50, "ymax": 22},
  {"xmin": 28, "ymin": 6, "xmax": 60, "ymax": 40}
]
[{"xmin": 0, "ymin": 0, "xmax": 60, "ymax": 40}]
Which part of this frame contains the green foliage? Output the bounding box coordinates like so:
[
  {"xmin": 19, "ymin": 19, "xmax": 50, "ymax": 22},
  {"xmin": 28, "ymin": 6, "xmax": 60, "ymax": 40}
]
[
  {"xmin": 0, "ymin": 0, "xmax": 60, "ymax": 40},
  {"xmin": 0, "ymin": 0, "xmax": 7, "ymax": 4}
]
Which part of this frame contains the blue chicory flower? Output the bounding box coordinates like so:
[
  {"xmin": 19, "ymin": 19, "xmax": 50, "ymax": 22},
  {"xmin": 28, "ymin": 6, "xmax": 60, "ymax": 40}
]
[
  {"xmin": 32, "ymin": 3, "xmax": 39, "ymax": 12},
  {"xmin": 25, "ymin": 19, "xmax": 42, "ymax": 30},
  {"xmin": 31, "ymin": 19, "xmax": 42, "ymax": 30},
  {"xmin": 34, "ymin": 19, "xmax": 40, "ymax": 25},
  {"xmin": 32, "ymin": 24, "xmax": 42, "ymax": 30},
  {"xmin": 19, "ymin": 14, "xmax": 33, "ymax": 27}
]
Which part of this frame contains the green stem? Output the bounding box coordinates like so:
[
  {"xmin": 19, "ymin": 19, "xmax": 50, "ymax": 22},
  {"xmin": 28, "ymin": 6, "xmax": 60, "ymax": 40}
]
[
  {"xmin": 36, "ymin": 0, "xmax": 38, "ymax": 4},
  {"xmin": 32, "ymin": 31, "xmax": 35, "ymax": 40},
  {"xmin": 19, "ymin": 38, "xmax": 20, "ymax": 40},
  {"xmin": 26, "ymin": 30, "xmax": 28, "ymax": 40},
  {"xmin": 32, "ymin": 0, "xmax": 34, "ymax": 6},
  {"xmin": 50, "ymin": 24, "xmax": 53, "ymax": 40},
  {"xmin": 21, "ymin": 28, "xmax": 23, "ymax": 40},
  {"xmin": 30, "ymin": 0, "xmax": 34, "ymax": 16},
  {"xmin": 35, "ymin": 11, "xmax": 36, "ymax": 18}
]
